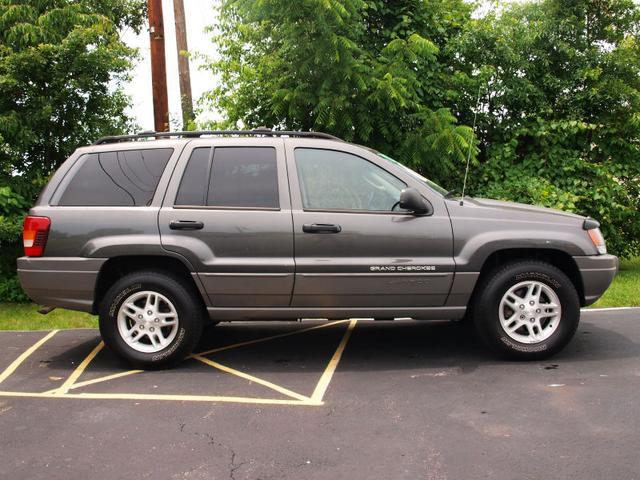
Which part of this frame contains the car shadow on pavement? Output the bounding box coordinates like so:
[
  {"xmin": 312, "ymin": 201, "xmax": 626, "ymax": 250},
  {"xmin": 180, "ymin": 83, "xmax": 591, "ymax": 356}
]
[{"xmin": 36, "ymin": 317, "xmax": 639, "ymax": 377}]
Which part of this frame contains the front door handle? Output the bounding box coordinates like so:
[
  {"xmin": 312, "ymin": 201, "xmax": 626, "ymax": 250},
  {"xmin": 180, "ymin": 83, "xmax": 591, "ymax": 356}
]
[
  {"xmin": 169, "ymin": 220, "xmax": 204, "ymax": 230},
  {"xmin": 302, "ymin": 223, "xmax": 342, "ymax": 234}
]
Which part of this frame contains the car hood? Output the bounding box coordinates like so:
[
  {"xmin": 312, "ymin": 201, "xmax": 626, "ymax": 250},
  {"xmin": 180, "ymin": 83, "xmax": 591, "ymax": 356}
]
[{"xmin": 466, "ymin": 197, "xmax": 585, "ymax": 222}]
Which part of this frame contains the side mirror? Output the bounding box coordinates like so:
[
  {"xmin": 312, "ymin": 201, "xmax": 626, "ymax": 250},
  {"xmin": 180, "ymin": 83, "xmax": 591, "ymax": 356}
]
[{"xmin": 399, "ymin": 188, "xmax": 432, "ymax": 215}]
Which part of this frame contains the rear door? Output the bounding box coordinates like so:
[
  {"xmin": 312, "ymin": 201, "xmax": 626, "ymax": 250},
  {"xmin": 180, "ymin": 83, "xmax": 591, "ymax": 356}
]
[
  {"xmin": 285, "ymin": 139, "xmax": 454, "ymax": 308},
  {"xmin": 159, "ymin": 138, "xmax": 294, "ymax": 307}
]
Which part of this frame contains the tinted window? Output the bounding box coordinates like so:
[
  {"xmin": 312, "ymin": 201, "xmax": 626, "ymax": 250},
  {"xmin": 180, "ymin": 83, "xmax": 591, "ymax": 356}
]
[
  {"xmin": 207, "ymin": 147, "xmax": 278, "ymax": 208},
  {"xmin": 175, "ymin": 148, "xmax": 211, "ymax": 205},
  {"xmin": 58, "ymin": 149, "xmax": 173, "ymax": 206},
  {"xmin": 295, "ymin": 148, "xmax": 405, "ymax": 211}
]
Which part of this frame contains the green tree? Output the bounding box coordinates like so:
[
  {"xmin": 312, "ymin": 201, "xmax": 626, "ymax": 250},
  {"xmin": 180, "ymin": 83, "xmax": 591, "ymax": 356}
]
[
  {"xmin": 452, "ymin": 0, "xmax": 640, "ymax": 257},
  {"xmin": 202, "ymin": 0, "xmax": 476, "ymax": 184},
  {"xmin": 0, "ymin": 0, "xmax": 145, "ymax": 300},
  {"xmin": 0, "ymin": 0, "xmax": 145, "ymax": 178}
]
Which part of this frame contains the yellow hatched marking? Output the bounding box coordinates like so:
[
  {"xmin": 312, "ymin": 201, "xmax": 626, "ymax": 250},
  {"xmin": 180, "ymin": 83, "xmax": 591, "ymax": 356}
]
[
  {"xmin": 0, "ymin": 330, "xmax": 58, "ymax": 384},
  {"xmin": 193, "ymin": 320, "xmax": 348, "ymax": 357},
  {"xmin": 54, "ymin": 341, "xmax": 104, "ymax": 395},
  {"xmin": 1, "ymin": 319, "xmax": 356, "ymax": 406},
  {"xmin": 43, "ymin": 369, "xmax": 143, "ymax": 394},
  {"xmin": 192, "ymin": 354, "xmax": 311, "ymax": 402},
  {"xmin": 311, "ymin": 319, "xmax": 357, "ymax": 403}
]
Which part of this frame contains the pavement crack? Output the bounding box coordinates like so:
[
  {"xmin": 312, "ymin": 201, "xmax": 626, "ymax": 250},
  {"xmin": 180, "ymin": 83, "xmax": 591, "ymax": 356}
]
[
  {"xmin": 229, "ymin": 449, "xmax": 247, "ymax": 480},
  {"xmin": 191, "ymin": 429, "xmax": 245, "ymax": 480}
]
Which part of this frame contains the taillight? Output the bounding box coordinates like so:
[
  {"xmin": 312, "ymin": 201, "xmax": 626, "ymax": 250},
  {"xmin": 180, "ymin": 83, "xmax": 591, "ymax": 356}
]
[{"xmin": 23, "ymin": 216, "xmax": 51, "ymax": 257}]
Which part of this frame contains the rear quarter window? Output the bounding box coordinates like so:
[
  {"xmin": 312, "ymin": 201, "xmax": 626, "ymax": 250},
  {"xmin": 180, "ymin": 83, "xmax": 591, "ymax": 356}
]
[
  {"xmin": 56, "ymin": 148, "xmax": 173, "ymax": 206},
  {"xmin": 175, "ymin": 148, "xmax": 211, "ymax": 206}
]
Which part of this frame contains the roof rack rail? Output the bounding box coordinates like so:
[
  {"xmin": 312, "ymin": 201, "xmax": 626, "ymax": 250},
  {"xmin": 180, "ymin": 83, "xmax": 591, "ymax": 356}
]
[{"xmin": 93, "ymin": 129, "xmax": 342, "ymax": 145}]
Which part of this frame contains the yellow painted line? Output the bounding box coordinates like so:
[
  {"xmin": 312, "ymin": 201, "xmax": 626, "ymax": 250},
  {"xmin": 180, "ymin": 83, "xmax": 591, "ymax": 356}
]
[
  {"xmin": 42, "ymin": 369, "xmax": 143, "ymax": 394},
  {"xmin": 54, "ymin": 341, "xmax": 104, "ymax": 395},
  {"xmin": 0, "ymin": 330, "xmax": 58, "ymax": 385},
  {"xmin": 0, "ymin": 319, "xmax": 355, "ymax": 407},
  {"xmin": 192, "ymin": 354, "xmax": 311, "ymax": 402},
  {"xmin": 193, "ymin": 320, "xmax": 348, "ymax": 357},
  {"xmin": 0, "ymin": 390, "xmax": 322, "ymax": 406},
  {"xmin": 310, "ymin": 319, "xmax": 357, "ymax": 403}
]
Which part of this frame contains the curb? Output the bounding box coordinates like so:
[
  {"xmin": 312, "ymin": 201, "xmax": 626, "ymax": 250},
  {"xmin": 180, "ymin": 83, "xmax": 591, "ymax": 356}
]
[{"xmin": 582, "ymin": 307, "xmax": 640, "ymax": 312}]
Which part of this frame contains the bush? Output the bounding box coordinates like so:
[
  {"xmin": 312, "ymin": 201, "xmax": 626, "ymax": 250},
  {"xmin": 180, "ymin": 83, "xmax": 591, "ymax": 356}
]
[
  {"xmin": 473, "ymin": 125, "xmax": 640, "ymax": 257},
  {"xmin": 0, "ymin": 276, "xmax": 29, "ymax": 303}
]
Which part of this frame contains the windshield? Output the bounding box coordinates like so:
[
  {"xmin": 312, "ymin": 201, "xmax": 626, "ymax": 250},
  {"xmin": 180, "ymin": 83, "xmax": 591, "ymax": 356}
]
[{"xmin": 375, "ymin": 153, "xmax": 448, "ymax": 196}]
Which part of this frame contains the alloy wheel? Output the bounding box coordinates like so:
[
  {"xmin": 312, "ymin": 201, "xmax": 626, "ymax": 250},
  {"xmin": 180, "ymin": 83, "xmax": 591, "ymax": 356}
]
[
  {"xmin": 116, "ymin": 291, "xmax": 179, "ymax": 353},
  {"xmin": 498, "ymin": 280, "xmax": 562, "ymax": 344}
]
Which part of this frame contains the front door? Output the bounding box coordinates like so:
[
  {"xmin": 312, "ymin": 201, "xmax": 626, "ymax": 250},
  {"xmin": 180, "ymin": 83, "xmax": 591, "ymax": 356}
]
[
  {"xmin": 285, "ymin": 140, "xmax": 454, "ymax": 308},
  {"xmin": 159, "ymin": 138, "xmax": 294, "ymax": 307}
]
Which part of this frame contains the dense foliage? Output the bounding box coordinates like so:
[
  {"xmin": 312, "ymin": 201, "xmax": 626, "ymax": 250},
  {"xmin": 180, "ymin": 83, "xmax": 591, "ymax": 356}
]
[
  {"xmin": 0, "ymin": 0, "xmax": 145, "ymax": 301},
  {"xmin": 451, "ymin": 0, "xmax": 640, "ymax": 257},
  {"xmin": 204, "ymin": 0, "xmax": 640, "ymax": 258}
]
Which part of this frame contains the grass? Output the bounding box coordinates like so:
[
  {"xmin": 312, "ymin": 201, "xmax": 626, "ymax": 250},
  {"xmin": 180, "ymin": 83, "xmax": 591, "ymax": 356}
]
[
  {"xmin": 0, "ymin": 303, "xmax": 97, "ymax": 330},
  {"xmin": 592, "ymin": 256, "xmax": 640, "ymax": 308},
  {"xmin": 0, "ymin": 258, "xmax": 637, "ymax": 330}
]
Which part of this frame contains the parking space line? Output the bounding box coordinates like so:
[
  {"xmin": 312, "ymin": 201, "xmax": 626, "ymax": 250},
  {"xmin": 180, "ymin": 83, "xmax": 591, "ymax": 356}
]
[
  {"xmin": 54, "ymin": 341, "xmax": 104, "ymax": 395},
  {"xmin": 192, "ymin": 354, "xmax": 312, "ymax": 402},
  {"xmin": 42, "ymin": 369, "xmax": 144, "ymax": 394},
  {"xmin": 0, "ymin": 330, "xmax": 58, "ymax": 385},
  {"xmin": 311, "ymin": 319, "xmax": 357, "ymax": 403},
  {"xmin": 193, "ymin": 320, "xmax": 349, "ymax": 357},
  {"xmin": 0, "ymin": 390, "xmax": 316, "ymax": 406}
]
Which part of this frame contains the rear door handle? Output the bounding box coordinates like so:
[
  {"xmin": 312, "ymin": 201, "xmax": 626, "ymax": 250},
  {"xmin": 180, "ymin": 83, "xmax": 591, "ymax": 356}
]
[
  {"xmin": 169, "ymin": 220, "xmax": 204, "ymax": 230},
  {"xmin": 302, "ymin": 223, "xmax": 342, "ymax": 234}
]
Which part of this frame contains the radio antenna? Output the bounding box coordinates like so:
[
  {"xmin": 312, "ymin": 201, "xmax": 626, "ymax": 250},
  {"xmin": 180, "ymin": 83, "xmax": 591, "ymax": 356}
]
[{"xmin": 460, "ymin": 83, "xmax": 483, "ymax": 206}]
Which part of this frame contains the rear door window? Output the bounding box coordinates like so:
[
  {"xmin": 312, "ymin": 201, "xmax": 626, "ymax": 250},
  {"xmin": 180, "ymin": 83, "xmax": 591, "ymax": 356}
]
[
  {"xmin": 57, "ymin": 148, "xmax": 173, "ymax": 206},
  {"xmin": 175, "ymin": 146, "xmax": 279, "ymax": 209},
  {"xmin": 208, "ymin": 147, "xmax": 278, "ymax": 208}
]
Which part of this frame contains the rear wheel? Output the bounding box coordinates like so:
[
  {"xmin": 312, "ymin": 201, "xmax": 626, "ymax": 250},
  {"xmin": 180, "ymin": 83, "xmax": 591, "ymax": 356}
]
[
  {"xmin": 99, "ymin": 271, "xmax": 204, "ymax": 369},
  {"xmin": 473, "ymin": 261, "xmax": 580, "ymax": 359}
]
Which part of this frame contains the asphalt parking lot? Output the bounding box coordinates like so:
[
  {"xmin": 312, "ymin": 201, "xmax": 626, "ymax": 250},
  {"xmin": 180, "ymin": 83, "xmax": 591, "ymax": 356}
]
[{"xmin": 0, "ymin": 308, "xmax": 639, "ymax": 480}]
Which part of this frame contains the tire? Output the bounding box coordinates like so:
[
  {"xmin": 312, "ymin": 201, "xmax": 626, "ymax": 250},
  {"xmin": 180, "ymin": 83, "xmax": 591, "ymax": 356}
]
[
  {"xmin": 99, "ymin": 270, "xmax": 204, "ymax": 369},
  {"xmin": 472, "ymin": 261, "xmax": 580, "ymax": 360}
]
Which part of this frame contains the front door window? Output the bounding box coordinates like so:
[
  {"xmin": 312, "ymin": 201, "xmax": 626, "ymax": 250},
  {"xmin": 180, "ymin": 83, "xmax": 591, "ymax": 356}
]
[{"xmin": 295, "ymin": 148, "xmax": 405, "ymax": 212}]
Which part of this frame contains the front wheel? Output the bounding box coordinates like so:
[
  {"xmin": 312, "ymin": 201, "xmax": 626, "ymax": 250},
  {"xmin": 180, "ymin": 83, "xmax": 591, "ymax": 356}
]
[
  {"xmin": 99, "ymin": 271, "xmax": 204, "ymax": 369},
  {"xmin": 473, "ymin": 261, "xmax": 580, "ymax": 360}
]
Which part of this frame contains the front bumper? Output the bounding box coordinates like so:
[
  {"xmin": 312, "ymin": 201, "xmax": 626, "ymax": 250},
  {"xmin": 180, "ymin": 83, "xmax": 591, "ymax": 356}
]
[
  {"xmin": 573, "ymin": 254, "xmax": 619, "ymax": 306},
  {"xmin": 17, "ymin": 257, "xmax": 106, "ymax": 313}
]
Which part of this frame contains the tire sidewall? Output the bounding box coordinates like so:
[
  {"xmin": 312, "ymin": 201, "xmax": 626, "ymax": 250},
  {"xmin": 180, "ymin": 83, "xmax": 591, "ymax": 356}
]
[
  {"xmin": 99, "ymin": 272, "xmax": 201, "ymax": 368},
  {"xmin": 475, "ymin": 263, "xmax": 580, "ymax": 358}
]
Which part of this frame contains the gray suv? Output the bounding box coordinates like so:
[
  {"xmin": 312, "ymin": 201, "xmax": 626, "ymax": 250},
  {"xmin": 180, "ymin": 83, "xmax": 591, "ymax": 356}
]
[{"xmin": 18, "ymin": 130, "xmax": 618, "ymax": 368}]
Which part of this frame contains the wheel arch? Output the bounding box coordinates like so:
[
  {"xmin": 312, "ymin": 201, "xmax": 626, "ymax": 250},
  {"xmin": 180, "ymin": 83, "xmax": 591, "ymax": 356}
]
[
  {"xmin": 471, "ymin": 248, "xmax": 585, "ymax": 307},
  {"xmin": 92, "ymin": 255, "xmax": 207, "ymax": 314}
]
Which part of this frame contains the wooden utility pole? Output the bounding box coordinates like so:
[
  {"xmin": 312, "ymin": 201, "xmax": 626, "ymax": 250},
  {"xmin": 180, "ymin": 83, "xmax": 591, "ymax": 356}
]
[
  {"xmin": 173, "ymin": 0, "xmax": 194, "ymax": 129},
  {"xmin": 147, "ymin": 0, "xmax": 169, "ymax": 132}
]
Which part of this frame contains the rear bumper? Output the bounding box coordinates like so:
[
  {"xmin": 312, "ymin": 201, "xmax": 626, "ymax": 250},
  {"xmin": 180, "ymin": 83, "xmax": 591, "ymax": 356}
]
[
  {"xmin": 573, "ymin": 254, "xmax": 619, "ymax": 306},
  {"xmin": 17, "ymin": 257, "xmax": 106, "ymax": 313}
]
